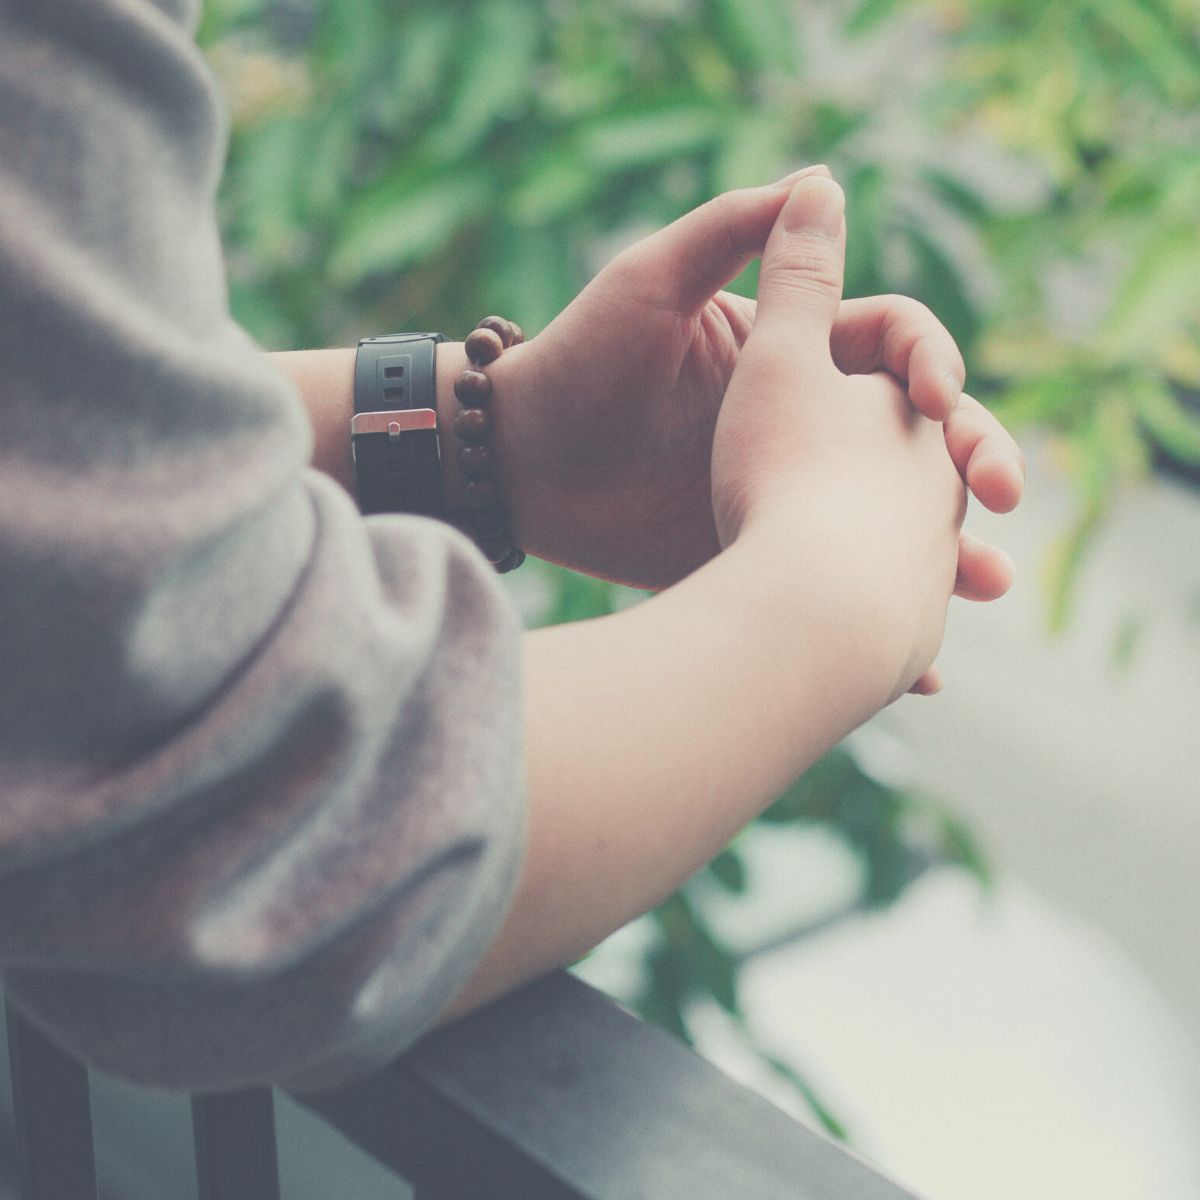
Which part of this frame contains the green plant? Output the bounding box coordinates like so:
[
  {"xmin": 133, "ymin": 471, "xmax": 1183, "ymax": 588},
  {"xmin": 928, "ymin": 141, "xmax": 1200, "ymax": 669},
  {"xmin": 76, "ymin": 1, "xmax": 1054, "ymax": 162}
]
[
  {"xmin": 199, "ymin": 0, "xmax": 1196, "ymax": 1138},
  {"xmin": 914, "ymin": 0, "xmax": 1200, "ymax": 628}
]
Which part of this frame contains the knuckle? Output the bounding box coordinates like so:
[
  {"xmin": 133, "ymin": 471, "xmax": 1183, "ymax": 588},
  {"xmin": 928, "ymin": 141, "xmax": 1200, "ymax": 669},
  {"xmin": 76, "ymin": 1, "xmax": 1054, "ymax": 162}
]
[
  {"xmin": 884, "ymin": 293, "xmax": 928, "ymax": 322},
  {"xmin": 770, "ymin": 243, "xmax": 843, "ymax": 294}
]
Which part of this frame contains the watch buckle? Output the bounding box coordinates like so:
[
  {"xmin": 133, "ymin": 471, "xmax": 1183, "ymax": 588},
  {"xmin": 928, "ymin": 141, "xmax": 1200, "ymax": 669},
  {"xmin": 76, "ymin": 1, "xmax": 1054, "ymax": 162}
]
[{"xmin": 351, "ymin": 408, "xmax": 438, "ymax": 441}]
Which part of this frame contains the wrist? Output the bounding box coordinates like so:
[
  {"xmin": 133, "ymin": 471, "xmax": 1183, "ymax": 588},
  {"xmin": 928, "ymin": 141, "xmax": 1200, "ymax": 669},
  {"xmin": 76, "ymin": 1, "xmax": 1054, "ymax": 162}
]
[
  {"xmin": 271, "ymin": 348, "xmax": 358, "ymax": 492},
  {"xmin": 732, "ymin": 496, "xmax": 919, "ymax": 706}
]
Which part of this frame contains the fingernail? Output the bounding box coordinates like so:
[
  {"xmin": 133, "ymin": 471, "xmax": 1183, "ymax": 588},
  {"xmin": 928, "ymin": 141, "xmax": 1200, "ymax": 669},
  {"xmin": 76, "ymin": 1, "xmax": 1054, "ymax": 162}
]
[
  {"xmin": 771, "ymin": 164, "xmax": 832, "ymax": 188},
  {"xmin": 782, "ymin": 176, "xmax": 845, "ymax": 237},
  {"xmin": 944, "ymin": 370, "xmax": 962, "ymax": 414}
]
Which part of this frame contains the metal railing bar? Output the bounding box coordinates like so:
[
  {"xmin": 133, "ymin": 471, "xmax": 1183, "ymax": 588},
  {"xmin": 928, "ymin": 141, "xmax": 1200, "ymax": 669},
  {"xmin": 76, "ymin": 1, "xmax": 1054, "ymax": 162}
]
[
  {"xmin": 3, "ymin": 1001, "xmax": 98, "ymax": 1200},
  {"xmin": 300, "ymin": 971, "xmax": 921, "ymax": 1200}
]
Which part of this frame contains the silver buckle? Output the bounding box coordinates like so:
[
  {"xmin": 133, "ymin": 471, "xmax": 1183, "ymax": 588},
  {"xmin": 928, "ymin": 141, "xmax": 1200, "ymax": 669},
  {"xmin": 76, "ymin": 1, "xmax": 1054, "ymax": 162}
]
[{"xmin": 350, "ymin": 408, "xmax": 437, "ymax": 441}]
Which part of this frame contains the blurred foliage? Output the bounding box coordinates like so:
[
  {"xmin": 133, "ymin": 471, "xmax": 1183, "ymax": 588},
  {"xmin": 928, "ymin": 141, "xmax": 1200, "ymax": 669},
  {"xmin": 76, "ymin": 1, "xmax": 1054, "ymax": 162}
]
[
  {"xmin": 199, "ymin": 0, "xmax": 1198, "ymax": 1137},
  {"xmin": 919, "ymin": 0, "xmax": 1200, "ymax": 630}
]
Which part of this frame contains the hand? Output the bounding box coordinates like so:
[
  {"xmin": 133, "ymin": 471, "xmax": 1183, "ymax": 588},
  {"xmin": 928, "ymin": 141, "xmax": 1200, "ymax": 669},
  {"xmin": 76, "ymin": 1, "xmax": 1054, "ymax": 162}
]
[
  {"xmin": 714, "ymin": 175, "xmax": 974, "ymax": 698},
  {"xmin": 490, "ymin": 167, "xmax": 1023, "ymax": 593}
]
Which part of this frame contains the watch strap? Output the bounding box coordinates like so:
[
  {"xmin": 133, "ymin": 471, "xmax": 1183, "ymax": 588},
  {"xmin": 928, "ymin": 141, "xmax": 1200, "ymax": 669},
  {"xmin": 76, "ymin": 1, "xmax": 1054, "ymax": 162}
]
[{"xmin": 352, "ymin": 333, "xmax": 447, "ymax": 518}]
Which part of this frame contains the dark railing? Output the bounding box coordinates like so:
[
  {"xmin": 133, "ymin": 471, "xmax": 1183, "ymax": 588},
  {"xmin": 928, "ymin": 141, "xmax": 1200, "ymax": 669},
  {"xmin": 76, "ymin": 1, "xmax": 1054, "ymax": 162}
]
[{"xmin": 3, "ymin": 972, "xmax": 919, "ymax": 1199}]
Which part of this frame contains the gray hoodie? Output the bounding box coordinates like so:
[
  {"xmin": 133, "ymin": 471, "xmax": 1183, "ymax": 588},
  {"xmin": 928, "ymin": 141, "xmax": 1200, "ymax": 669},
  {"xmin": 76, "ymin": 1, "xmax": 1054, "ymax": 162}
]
[{"xmin": 0, "ymin": 0, "xmax": 525, "ymax": 1093}]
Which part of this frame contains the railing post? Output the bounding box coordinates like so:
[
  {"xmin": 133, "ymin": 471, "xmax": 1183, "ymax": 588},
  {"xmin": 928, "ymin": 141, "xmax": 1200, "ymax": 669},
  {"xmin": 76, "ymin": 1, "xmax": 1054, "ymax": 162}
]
[
  {"xmin": 4, "ymin": 1000, "xmax": 99, "ymax": 1200},
  {"xmin": 192, "ymin": 1087, "xmax": 282, "ymax": 1200}
]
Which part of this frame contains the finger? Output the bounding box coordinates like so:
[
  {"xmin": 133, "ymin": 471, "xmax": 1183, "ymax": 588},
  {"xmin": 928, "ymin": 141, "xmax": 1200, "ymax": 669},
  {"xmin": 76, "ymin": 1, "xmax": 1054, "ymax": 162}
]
[
  {"xmin": 613, "ymin": 165, "xmax": 833, "ymax": 317},
  {"xmin": 831, "ymin": 296, "xmax": 965, "ymax": 421},
  {"xmin": 953, "ymin": 531, "xmax": 1014, "ymax": 601},
  {"xmin": 943, "ymin": 394, "xmax": 1026, "ymax": 513},
  {"xmin": 754, "ymin": 175, "xmax": 848, "ymax": 356},
  {"xmin": 908, "ymin": 664, "xmax": 943, "ymax": 695}
]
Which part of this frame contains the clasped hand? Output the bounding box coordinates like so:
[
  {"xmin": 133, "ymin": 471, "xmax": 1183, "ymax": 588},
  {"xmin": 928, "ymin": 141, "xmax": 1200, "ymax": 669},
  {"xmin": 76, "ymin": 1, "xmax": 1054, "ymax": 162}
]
[{"xmin": 490, "ymin": 166, "xmax": 1024, "ymax": 689}]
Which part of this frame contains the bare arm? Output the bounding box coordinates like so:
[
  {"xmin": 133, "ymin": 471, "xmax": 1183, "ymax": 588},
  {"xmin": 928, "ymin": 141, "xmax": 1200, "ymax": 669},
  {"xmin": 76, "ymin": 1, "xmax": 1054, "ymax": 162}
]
[
  {"xmin": 270, "ymin": 343, "xmax": 472, "ymax": 506},
  {"xmin": 443, "ymin": 176, "xmax": 968, "ymax": 1022},
  {"xmin": 443, "ymin": 510, "xmax": 898, "ymax": 1019}
]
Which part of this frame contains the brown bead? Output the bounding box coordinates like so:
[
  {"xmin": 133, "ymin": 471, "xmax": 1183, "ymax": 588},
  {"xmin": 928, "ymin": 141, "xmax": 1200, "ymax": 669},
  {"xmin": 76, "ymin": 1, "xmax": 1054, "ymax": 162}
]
[
  {"xmin": 476, "ymin": 315, "xmax": 515, "ymax": 347},
  {"xmin": 478, "ymin": 535, "xmax": 514, "ymax": 564},
  {"xmin": 495, "ymin": 546, "xmax": 526, "ymax": 573},
  {"xmin": 465, "ymin": 328, "xmax": 503, "ymax": 367},
  {"xmin": 454, "ymin": 406, "xmax": 492, "ymax": 442},
  {"xmin": 472, "ymin": 505, "xmax": 510, "ymax": 539},
  {"xmin": 454, "ymin": 370, "xmax": 493, "ymax": 407},
  {"xmin": 463, "ymin": 478, "xmax": 500, "ymax": 510},
  {"xmin": 507, "ymin": 321, "xmax": 525, "ymax": 346},
  {"xmin": 457, "ymin": 442, "xmax": 494, "ymax": 478}
]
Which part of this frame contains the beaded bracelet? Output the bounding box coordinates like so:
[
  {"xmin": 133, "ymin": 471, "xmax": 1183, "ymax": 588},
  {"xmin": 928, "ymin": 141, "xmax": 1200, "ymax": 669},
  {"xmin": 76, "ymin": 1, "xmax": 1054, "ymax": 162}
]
[{"xmin": 452, "ymin": 316, "xmax": 526, "ymax": 573}]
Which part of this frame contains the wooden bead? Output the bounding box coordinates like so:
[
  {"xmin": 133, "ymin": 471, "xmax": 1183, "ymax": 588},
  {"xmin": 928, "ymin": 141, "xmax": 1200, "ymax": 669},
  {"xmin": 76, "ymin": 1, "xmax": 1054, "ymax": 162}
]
[
  {"xmin": 478, "ymin": 535, "xmax": 514, "ymax": 564},
  {"xmin": 472, "ymin": 505, "xmax": 510, "ymax": 539},
  {"xmin": 457, "ymin": 443, "xmax": 494, "ymax": 478},
  {"xmin": 447, "ymin": 314, "xmax": 525, "ymax": 573},
  {"xmin": 465, "ymin": 328, "xmax": 503, "ymax": 366},
  {"xmin": 476, "ymin": 315, "xmax": 514, "ymax": 347},
  {"xmin": 454, "ymin": 406, "xmax": 492, "ymax": 442},
  {"xmin": 454, "ymin": 370, "xmax": 493, "ymax": 406},
  {"xmin": 463, "ymin": 478, "xmax": 500, "ymax": 509}
]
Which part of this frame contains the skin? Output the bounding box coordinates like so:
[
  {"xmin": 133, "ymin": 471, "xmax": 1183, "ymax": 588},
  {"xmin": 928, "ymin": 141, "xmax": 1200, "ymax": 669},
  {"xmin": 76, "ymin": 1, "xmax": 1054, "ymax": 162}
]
[
  {"xmin": 274, "ymin": 173, "xmax": 1026, "ymax": 1043},
  {"xmin": 275, "ymin": 167, "xmax": 1024, "ymax": 694},
  {"xmin": 441, "ymin": 175, "xmax": 981, "ymax": 1021}
]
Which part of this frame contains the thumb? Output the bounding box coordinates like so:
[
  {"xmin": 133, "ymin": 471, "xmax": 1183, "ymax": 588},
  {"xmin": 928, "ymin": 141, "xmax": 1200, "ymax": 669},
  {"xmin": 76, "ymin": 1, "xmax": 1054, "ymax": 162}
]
[
  {"xmin": 755, "ymin": 176, "xmax": 847, "ymax": 354},
  {"xmin": 606, "ymin": 165, "xmax": 832, "ymax": 316}
]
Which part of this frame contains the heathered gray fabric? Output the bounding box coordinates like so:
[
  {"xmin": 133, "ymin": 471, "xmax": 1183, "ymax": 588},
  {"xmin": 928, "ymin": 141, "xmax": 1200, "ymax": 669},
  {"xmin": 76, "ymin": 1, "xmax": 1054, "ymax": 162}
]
[{"xmin": 0, "ymin": 0, "xmax": 526, "ymax": 1093}]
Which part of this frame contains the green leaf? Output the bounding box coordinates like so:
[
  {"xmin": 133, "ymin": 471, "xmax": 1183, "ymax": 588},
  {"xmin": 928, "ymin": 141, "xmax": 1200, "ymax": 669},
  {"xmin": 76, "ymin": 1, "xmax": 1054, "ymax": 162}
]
[
  {"xmin": 1133, "ymin": 379, "xmax": 1200, "ymax": 467},
  {"xmin": 314, "ymin": 0, "xmax": 390, "ymax": 81},
  {"xmin": 385, "ymin": 10, "xmax": 457, "ymax": 122},
  {"xmin": 712, "ymin": 112, "xmax": 794, "ymax": 193},
  {"xmin": 686, "ymin": 934, "xmax": 740, "ymax": 1015},
  {"xmin": 491, "ymin": 225, "xmax": 579, "ymax": 336},
  {"xmin": 1112, "ymin": 612, "xmax": 1145, "ymax": 674},
  {"xmin": 844, "ymin": 0, "xmax": 906, "ymax": 39},
  {"xmin": 637, "ymin": 945, "xmax": 692, "ymax": 1043},
  {"xmin": 197, "ymin": 0, "xmax": 269, "ymax": 41},
  {"xmin": 921, "ymin": 168, "xmax": 993, "ymax": 223},
  {"xmin": 506, "ymin": 146, "xmax": 605, "ymax": 225},
  {"xmin": 842, "ymin": 163, "xmax": 887, "ymax": 300},
  {"xmin": 1090, "ymin": 0, "xmax": 1199, "ymax": 103},
  {"xmin": 303, "ymin": 105, "xmax": 358, "ymax": 221},
  {"xmin": 907, "ymin": 224, "xmax": 980, "ymax": 352},
  {"xmin": 227, "ymin": 280, "xmax": 298, "ymax": 350},
  {"xmin": 578, "ymin": 105, "xmax": 724, "ymax": 173},
  {"xmin": 1043, "ymin": 501, "xmax": 1104, "ymax": 634},
  {"xmin": 431, "ymin": 0, "xmax": 541, "ymax": 159},
  {"xmin": 706, "ymin": 0, "xmax": 799, "ymax": 73},
  {"xmin": 1101, "ymin": 226, "xmax": 1200, "ymax": 361},
  {"xmin": 806, "ymin": 102, "xmax": 870, "ymax": 158},
  {"xmin": 708, "ymin": 848, "xmax": 748, "ymax": 895},
  {"xmin": 328, "ymin": 168, "xmax": 491, "ymax": 286},
  {"xmin": 539, "ymin": 566, "xmax": 617, "ymax": 627},
  {"xmin": 763, "ymin": 747, "xmax": 859, "ymax": 823},
  {"xmin": 233, "ymin": 113, "xmax": 314, "ymax": 261},
  {"xmin": 939, "ymin": 814, "xmax": 992, "ymax": 890},
  {"xmin": 760, "ymin": 1051, "xmax": 851, "ymax": 1143}
]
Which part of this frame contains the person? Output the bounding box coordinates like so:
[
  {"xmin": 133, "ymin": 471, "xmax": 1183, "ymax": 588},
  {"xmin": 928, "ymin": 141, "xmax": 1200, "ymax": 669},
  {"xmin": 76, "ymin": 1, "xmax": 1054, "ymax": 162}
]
[{"xmin": 0, "ymin": 0, "xmax": 1023, "ymax": 1093}]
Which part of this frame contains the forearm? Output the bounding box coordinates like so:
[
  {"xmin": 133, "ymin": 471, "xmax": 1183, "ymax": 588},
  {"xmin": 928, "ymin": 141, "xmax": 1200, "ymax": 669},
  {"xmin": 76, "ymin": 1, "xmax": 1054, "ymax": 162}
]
[
  {"xmin": 442, "ymin": 509, "xmax": 898, "ymax": 1020},
  {"xmin": 270, "ymin": 343, "xmax": 471, "ymax": 507}
]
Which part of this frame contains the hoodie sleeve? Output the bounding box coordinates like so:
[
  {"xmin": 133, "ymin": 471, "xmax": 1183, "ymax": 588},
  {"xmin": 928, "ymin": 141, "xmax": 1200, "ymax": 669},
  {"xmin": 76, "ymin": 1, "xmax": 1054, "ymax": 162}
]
[{"xmin": 0, "ymin": 0, "xmax": 525, "ymax": 1092}]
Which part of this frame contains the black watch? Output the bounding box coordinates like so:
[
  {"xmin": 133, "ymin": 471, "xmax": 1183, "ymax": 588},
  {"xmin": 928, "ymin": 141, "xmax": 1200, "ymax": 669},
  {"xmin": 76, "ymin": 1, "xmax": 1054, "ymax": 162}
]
[{"xmin": 351, "ymin": 333, "xmax": 447, "ymax": 518}]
